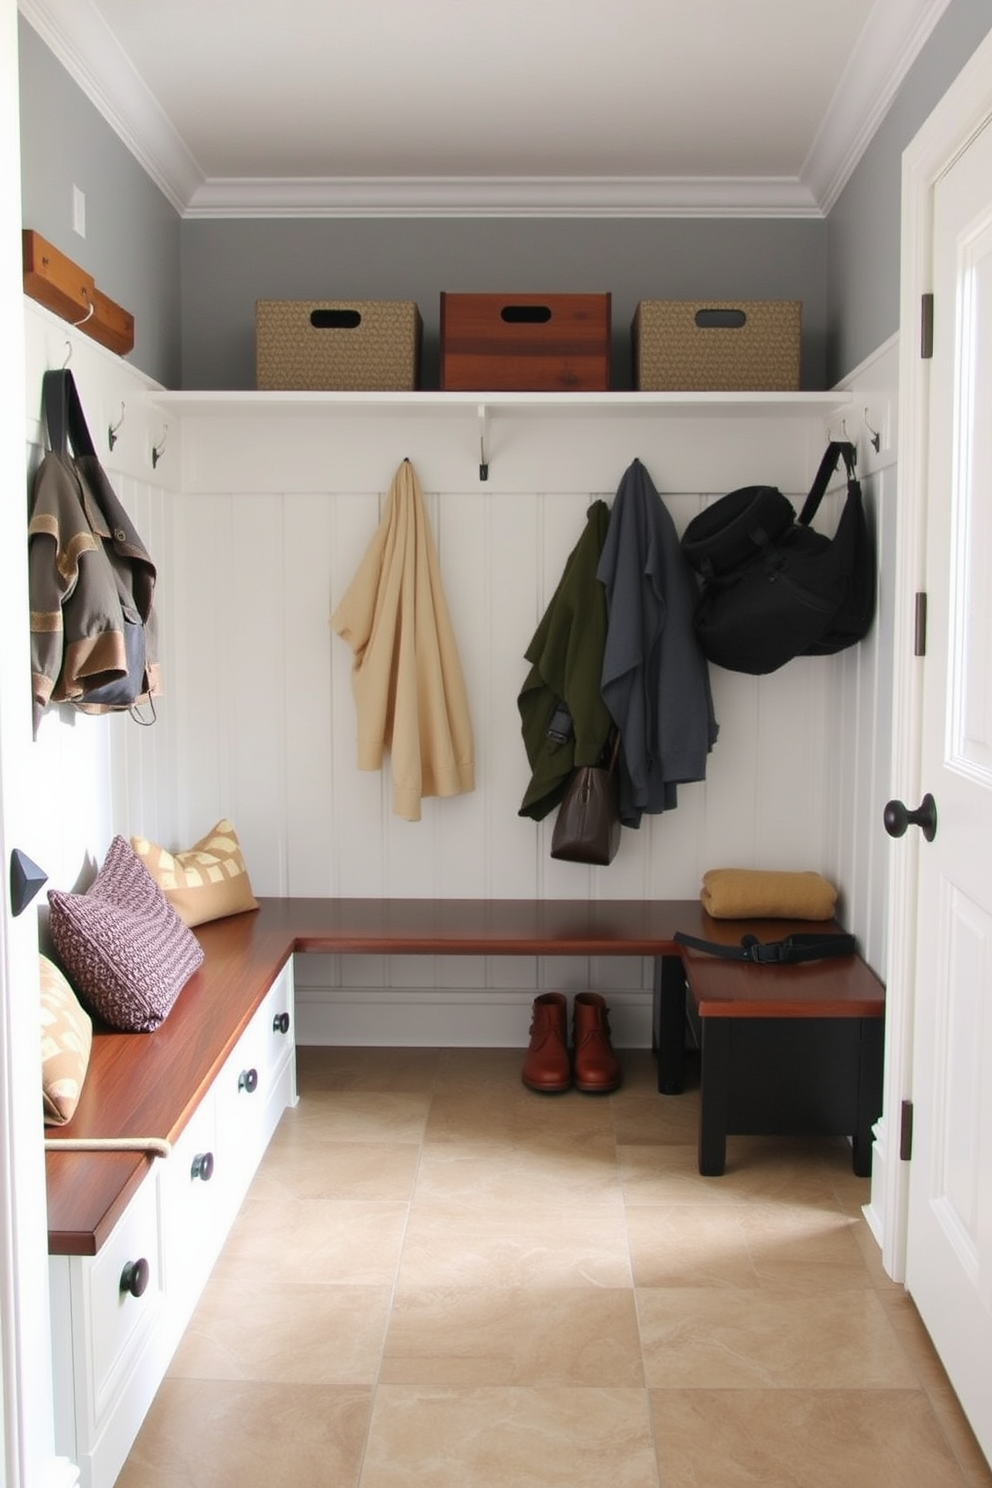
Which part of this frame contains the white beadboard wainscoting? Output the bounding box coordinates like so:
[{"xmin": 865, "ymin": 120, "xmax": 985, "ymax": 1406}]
[{"xmin": 24, "ymin": 301, "xmax": 897, "ymax": 1059}]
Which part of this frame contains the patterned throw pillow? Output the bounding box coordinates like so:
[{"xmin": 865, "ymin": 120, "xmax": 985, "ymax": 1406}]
[
  {"xmin": 48, "ymin": 836, "xmax": 205, "ymax": 1032},
  {"xmin": 130, "ymin": 819, "xmax": 259, "ymax": 927},
  {"xmin": 40, "ymin": 954, "xmax": 92, "ymax": 1125}
]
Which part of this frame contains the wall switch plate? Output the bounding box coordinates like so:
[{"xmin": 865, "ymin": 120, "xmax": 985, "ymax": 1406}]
[{"xmin": 72, "ymin": 185, "xmax": 86, "ymax": 238}]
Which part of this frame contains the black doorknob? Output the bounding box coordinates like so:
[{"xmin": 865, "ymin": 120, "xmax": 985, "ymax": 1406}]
[
  {"xmin": 238, "ymin": 1067, "xmax": 258, "ymax": 1094},
  {"xmin": 272, "ymin": 1012, "xmax": 290, "ymax": 1035},
  {"xmin": 883, "ymin": 793, "xmax": 937, "ymax": 842},
  {"xmin": 120, "ymin": 1257, "xmax": 150, "ymax": 1298}
]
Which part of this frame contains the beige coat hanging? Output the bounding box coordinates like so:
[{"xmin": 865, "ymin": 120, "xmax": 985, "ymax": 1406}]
[{"xmin": 331, "ymin": 459, "xmax": 475, "ymax": 821}]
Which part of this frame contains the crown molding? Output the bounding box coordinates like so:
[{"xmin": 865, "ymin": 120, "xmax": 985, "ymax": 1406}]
[
  {"xmin": 183, "ymin": 174, "xmax": 821, "ymax": 219},
  {"xmin": 19, "ymin": 0, "xmax": 953, "ymax": 219},
  {"xmin": 801, "ymin": 0, "xmax": 953, "ymax": 214},
  {"xmin": 17, "ymin": 0, "xmax": 204, "ymax": 214}
]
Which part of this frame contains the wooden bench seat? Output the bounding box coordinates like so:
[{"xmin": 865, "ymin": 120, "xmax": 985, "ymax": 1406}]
[{"xmin": 45, "ymin": 896, "xmax": 882, "ymax": 1252}]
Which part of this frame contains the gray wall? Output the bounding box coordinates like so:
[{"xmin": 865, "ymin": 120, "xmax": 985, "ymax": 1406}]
[
  {"xmin": 181, "ymin": 217, "xmax": 827, "ymax": 391},
  {"xmin": 17, "ymin": 14, "xmax": 182, "ymax": 388},
  {"xmin": 17, "ymin": 1, "xmax": 992, "ymax": 392},
  {"xmin": 826, "ymin": 0, "xmax": 992, "ymax": 382}
]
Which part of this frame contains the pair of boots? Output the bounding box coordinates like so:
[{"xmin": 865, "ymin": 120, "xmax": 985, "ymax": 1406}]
[{"xmin": 521, "ymin": 992, "xmax": 621, "ymax": 1094}]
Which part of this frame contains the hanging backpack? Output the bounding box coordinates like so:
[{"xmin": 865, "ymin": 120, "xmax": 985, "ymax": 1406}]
[{"xmin": 680, "ymin": 441, "xmax": 875, "ymax": 674}]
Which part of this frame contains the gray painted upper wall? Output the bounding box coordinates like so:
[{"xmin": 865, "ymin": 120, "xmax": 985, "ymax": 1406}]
[
  {"xmin": 181, "ymin": 217, "xmax": 827, "ymax": 391},
  {"xmin": 17, "ymin": 14, "xmax": 182, "ymax": 389},
  {"xmin": 826, "ymin": 0, "xmax": 992, "ymax": 383},
  {"xmin": 17, "ymin": 0, "xmax": 992, "ymax": 392}
]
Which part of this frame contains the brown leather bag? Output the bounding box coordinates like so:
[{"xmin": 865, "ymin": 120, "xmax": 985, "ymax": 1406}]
[{"xmin": 550, "ymin": 731, "xmax": 621, "ymax": 865}]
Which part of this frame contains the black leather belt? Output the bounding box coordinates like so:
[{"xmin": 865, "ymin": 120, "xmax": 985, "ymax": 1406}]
[{"xmin": 674, "ymin": 931, "xmax": 856, "ymax": 964}]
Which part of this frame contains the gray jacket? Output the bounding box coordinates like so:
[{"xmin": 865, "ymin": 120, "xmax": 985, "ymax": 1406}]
[{"xmin": 597, "ymin": 459, "xmax": 718, "ymax": 827}]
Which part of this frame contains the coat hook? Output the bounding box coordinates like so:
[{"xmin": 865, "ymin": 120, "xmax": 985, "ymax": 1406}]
[
  {"xmin": 151, "ymin": 426, "xmax": 168, "ymax": 469},
  {"xmin": 477, "ymin": 403, "xmax": 489, "ymax": 481},
  {"xmin": 863, "ymin": 406, "xmax": 881, "ymax": 454},
  {"xmin": 108, "ymin": 402, "xmax": 125, "ymax": 451},
  {"xmin": 73, "ymin": 297, "xmax": 95, "ymax": 328}
]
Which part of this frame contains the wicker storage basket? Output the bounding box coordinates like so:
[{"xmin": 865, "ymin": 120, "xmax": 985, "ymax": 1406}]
[
  {"xmin": 255, "ymin": 300, "xmax": 422, "ymax": 390},
  {"xmin": 632, "ymin": 300, "xmax": 801, "ymax": 391}
]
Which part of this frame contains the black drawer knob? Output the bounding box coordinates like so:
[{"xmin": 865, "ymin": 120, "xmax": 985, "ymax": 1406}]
[
  {"xmin": 119, "ymin": 1257, "xmax": 150, "ymax": 1299},
  {"xmin": 238, "ymin": 1067, "xmax": 259, "ymax": 1094},
  {"xmin": 273, "ymin": 1011, "xmax": 290, "ymax": 1035},
  {"xmin": 191, "ymin": 1151, "xmax": 214, "ymax": 1182}
]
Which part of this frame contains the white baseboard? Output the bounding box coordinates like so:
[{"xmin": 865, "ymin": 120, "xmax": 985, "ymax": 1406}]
[
  {"xmin": 862, "ymin": 1116, "xmax": 887, "ymax": 1250},
  {"xmin": 295, "ymin": 985, "xmax": 654, "ymax": 1048}
]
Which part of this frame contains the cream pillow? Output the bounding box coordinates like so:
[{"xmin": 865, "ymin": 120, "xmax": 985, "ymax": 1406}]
[
  {"xmin": 40, "ymin": 954, "xmax": 92, "ymax": 1126},
  {"xmin": 130, "ymin": 819, "xmax": 259, "ymax": 928}
]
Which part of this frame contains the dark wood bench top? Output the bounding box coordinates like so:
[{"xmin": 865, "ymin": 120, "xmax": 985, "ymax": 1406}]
[
  {"xmin": 45, "ymin": 897, "xmax": 877, "ymax": 1254},
  {"xmin": 678, "ymin": 927, "xmax": 885, "ymax": 1020}
]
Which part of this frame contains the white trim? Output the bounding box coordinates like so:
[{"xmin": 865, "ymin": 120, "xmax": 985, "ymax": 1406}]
[
  {"xmin": 295, "ymin": 986, "xmax": 653, "ymax": 1050},
  {"xmin": 183, "ymin": 174, "xmax": 821, "ymax": 220},
  {"xmin": 17, "ymin": 0, "xmax": 204, "ymax": 215},
  {"xmin": 803, "ymin": 0, "xmax": 954, "ymax": 215},
  {"xmin": 17, "ymin": 0, "xmax": 951, "ymax": 219},
  {"xmin": 883, "ymin": 23, "xmax": 992, "ymax": 1283}
]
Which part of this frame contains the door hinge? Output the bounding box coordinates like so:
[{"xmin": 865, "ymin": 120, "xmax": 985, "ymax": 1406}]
[
  {"xmin": 900, "ymin": 1099, "xmax": 914, "ymax": 1161},
  {"xmin": 921, "ymin": 294, "xmax": 934, "ymax": 359},
  {"xmin": 914, "ymin": 592, "xmax": 927, "ymax": 656}
]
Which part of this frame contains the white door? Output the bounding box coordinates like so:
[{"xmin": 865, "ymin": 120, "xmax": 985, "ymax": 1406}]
[{"xmin": 904, "ymin": 114, "xmax": 992, "ymax": 1461}]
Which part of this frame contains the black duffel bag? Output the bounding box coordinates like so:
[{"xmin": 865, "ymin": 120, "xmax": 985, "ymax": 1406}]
[{"xmin": 680, "ymin": 441, "xmax": 875, "ymax": 674}]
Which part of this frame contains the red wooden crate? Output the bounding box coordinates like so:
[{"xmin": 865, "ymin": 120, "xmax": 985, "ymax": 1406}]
[{"xmin": 440, "ymin": 292, "xmax": 611, "ymax": 391}]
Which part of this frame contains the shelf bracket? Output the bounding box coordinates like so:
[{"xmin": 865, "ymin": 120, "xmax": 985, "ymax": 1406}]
[{"xmin": 477, "ymin": 404, "xmax": 489, "ymax": 481}]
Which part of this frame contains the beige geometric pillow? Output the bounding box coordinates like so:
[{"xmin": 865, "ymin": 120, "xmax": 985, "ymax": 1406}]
[
  {"xmin": 40, "ymin": 954, "xmax": 92, "ymax": 1126},
  {"xmin": 130, "ymin": 819, "xmax": 259, "ymax": 928}
]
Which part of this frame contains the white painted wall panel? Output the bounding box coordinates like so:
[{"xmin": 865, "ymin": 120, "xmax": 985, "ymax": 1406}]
[{"xmin": 23, "ymin": 303, "xmax": 895, "ymax": 1046}]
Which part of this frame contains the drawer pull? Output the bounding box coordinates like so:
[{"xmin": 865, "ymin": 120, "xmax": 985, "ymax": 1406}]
[
  {"xmin": 273, "ymin": 1011, "xmax": 290, "ymax": 1035},
  {"xmin": 238, "ymin": 1067, "xmax": 259, "ymax": 1094},
  {"xmin": 119, "ymin": 1257, "xmax": 150, "ymax": 1299},
  {"xmin": 191, "ymin": 1151, "xmax": 214, "ymax": 1182}
]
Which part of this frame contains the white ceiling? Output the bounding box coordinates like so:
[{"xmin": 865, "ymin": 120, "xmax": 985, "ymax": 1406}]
[{"xmin": 20, "ymin": 0, "xmax": 952, "ymax": 217}]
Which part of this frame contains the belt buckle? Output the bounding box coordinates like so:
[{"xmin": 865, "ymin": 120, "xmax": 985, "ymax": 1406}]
[{"xmin": 741, "ymin": 935, "xmax": 782, "ymax": 964}]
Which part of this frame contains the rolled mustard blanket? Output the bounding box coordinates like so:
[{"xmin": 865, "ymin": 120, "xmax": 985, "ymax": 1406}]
[{"xmin": 701, "ymin": 868, "xmax": 837, "ymax": 920}]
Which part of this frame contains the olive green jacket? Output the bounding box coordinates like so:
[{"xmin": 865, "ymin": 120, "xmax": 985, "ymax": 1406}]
[{"xmin": 517, "ymin": 500, "xmax": 613, "ymax": 821}]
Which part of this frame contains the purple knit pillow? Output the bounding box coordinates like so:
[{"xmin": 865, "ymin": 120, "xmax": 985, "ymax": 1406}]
[{"xmin": 48, "ymin": 836, "xmax": 204, "ymax": 1032}]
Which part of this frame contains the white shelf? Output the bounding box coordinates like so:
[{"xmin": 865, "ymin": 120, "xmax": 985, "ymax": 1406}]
[{"xmin": 146, "ymin": 388, "xmax": 852, "ymax": 420}]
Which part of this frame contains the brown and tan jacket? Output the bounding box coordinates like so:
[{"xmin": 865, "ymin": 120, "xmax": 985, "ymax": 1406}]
[{"xmin": 29, "ymin": 447, "xmax": 160, "ymax": 732}]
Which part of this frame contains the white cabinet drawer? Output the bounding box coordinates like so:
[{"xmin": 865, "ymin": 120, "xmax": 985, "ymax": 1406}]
[
  {"xmin": 158, "ymin": 1089, "xmax": 227, "ymax": 1318},
  {"xmin": 85, "ymin": 1165, "xmax": 163, "ymax": 1417},
  {"xmin": 215, "ymin": 961, "xmax": 296, "ymax": 1201},
  {"xmin": 50, "ymin": 1163, "xmax": 166, "ymax": 1488}
]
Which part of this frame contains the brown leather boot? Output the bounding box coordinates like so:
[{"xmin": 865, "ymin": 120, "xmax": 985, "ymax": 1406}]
[
  {"xmin": 521, "ymin": 992, "xmax": 571, "ymax": 1093},
  {"xmin": 572, "ymin": 992, "xmax": 621, "ymax": 1093}
]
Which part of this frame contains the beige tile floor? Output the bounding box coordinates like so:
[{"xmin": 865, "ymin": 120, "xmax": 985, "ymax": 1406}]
[{"xmin": 117, "ymin": 1044, "xmax": 992, "ymax": 1488}]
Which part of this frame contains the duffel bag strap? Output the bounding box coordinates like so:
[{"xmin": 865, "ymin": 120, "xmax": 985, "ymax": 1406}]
[
  {"xmin": 674, "ymin": 930, "xmax": 857, "ymax": 964},
  {"xmin": 797, "ymin": 441, "xmax": 858, "ymax": 528}
]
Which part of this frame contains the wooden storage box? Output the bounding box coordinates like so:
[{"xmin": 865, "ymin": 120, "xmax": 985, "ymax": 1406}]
[
  {"xmin": 632, "ymin": 300, "xmax": 801, "ymax": 391},
  {"xmin": 440, "ymin": 293, "xmax": 611, "ymax": 391},
  {"xmin": 22, "ymin": 230, "xmax": 136, "ymax": 356},
  {"xmin": 255, "ymin": 300, "xmax": 422, "ymax": 390}
]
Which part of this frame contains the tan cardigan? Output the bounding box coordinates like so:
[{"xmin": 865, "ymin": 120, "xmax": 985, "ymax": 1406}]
[{"xmin": 331, "ymin": 460, "xmax": 475, "ymax": 821}]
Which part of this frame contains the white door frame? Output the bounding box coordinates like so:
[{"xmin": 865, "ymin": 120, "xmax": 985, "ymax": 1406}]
[{"xmin": 882, "ymin": 25, "xmax": 992, "ymax": 1284}]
